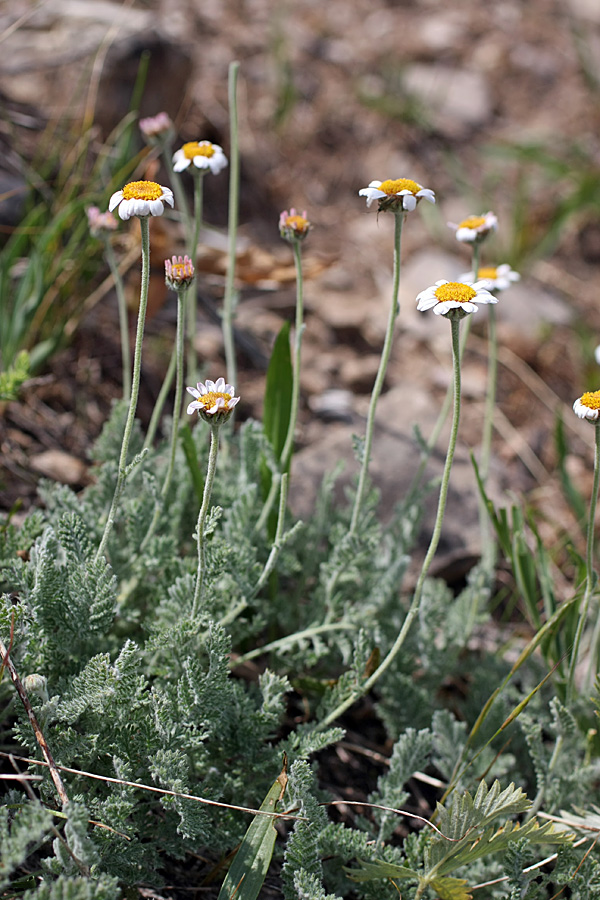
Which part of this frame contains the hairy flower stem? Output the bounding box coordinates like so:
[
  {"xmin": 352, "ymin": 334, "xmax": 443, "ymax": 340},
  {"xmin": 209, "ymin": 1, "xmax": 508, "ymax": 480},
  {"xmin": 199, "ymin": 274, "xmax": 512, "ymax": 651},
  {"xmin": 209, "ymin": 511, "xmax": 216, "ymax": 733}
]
[
  {"xmin": 281, "ymin": 240, "xmax": 305, "ymax": 470},
  {"xmin": 316, "ymin": 316, "xmax": 463, "ymax": 731},
  {"xmin": 103, "ymin": 238, "xmax": 131, "ymax": 401},
  {"xmin": 186, "ymin": 172, "xmax": 204, "ymax": 383},
  {"xmin": 222, "ymin": 60, "xmax": 240, "ymax": 390},
  {"xmin": 407, "ymin": 317, "xmax": 471, "ymax": 501},
  {"xmin": 349, "ymin": 211, "xmax": 403, "ymax": 536},
  {"xmin": 255, "ymin": 239, "xmax": 305, "ymax": 533},
  {"xmin": 144, "ymin": 348, "xmax": 176, "ymax": 449},
  {"xmin": 479, "ymin": 302, "xmax": 498, "ymax": 572},
  {"xmin": 192, "ymin": 423, "xmax": 221, "ymax": 617},
  {"xmin": 141, "ymin": 289, "xmax": 186, "ymax": 550},
  {"xmin": 96, "ymin": 217, "xmax": 151, "ymax": 562},
  {"xmin": 162, "ymin": 143, "xmax": 192, "ymax": 237},
  {"xmin": 567, "ymin": 421, "xmax": 600, "ymax": 702}
]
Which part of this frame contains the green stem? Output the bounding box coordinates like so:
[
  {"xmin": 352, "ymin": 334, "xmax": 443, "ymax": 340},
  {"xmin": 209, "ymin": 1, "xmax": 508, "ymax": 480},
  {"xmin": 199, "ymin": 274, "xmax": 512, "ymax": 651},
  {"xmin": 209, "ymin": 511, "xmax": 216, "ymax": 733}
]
[
  {"xmin": 280, "ymin": 240, "xmax": 305, "ymax": 470},
  {"xmin": 222, "ymin": 60, "xmax": 240, "ymax": 390},
  {"xmin": 223, "ymin": 471, "xmax": 291, "ymax": 626},
  {"xmin": 162, "ymin": 141, "xmax": 192, "ymax": 237},
  {"xmin": 349, "ymin": 211, "xmax": 403, "ymax": 536},
  {"xmin": 479, "ymin": 302, "xmax": 498, "ymax": 571},
  {"xmin": 144, "ymin": 346, "xmax": 176, "ymax": 449},
  {"xmin": 96, "ymin": 216, "xmax": 151, "ymax": 561},
  {"xmin": 567, "ymin": 421, "xmax": 600, "ymax": 702},
  {"xmin": 315, "ymin": 315, "xmax": 463, "ymax": 731},
  {"xmin": 234, "ymin": 622, "xmax": 356, "ymax": 667},
  {"xmin": 141, "ymin": 288, "xmax": 186, "ymax": 550},
  {"xmin": 103, "ymin": 238, "xmax": 131, "ymax": 401},
  {"xmin": 192, "ymin": 423, "xmax": 221, "ymax": 616},
  {"xmin": 255, "ymin": 239, "xmax": 305, "ymax": 533},
  {"xmin": 408, "ymin": 316, "xmax": 472, "ymax": 500},
  {"xmin": 186, "ymin": 172, "xmax": 204, "ymax": 383}
]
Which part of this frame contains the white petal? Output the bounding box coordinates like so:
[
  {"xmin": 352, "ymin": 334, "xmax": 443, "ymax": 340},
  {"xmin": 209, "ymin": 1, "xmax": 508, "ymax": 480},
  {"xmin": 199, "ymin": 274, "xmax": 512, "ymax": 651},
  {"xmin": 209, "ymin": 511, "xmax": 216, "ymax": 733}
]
[
  {"xmin": 455, "ymin": 227, "xmax": 477, "ymax": 242},
  {"xmin": 147, "ymin": 199, "xmax": 164, "ymax": 216},
  {"xmin": 402, "ymin": 194, "xmax": 417, "ymax": 211},
  {"xmin": 228, "ymin": 396, "xmax": 240, "ymax": 408},
  {"xmin": 196, "ymin": 382, "xmax": 208, "ymax": 395},
  {"xmin": 214, "ymin": 377, "xmax": 226, "ymax": 391},
  {"xmin": 186, "ymin": 386, "xmax": 200, "ymax": 399},
  {"xmin": 118, "ymin": 200, "xmax": 132, "ymax": 220},
  {"xmin": 367, "ymin": 180, "xmax": 383, "ymax": 188},
  {"xmin": 173, "ymin": 156, "xmax": 191, "ymax": 173},
  {"xmin": 187, "ymin": 400, "xmax": 200, "ymax": 414},
  {"xmin": 204, "ymin": 379, "xmax": 216, "ymax": 392},
  {"xmin": 108, "ymin": 191, "xmax": 123, "ymax": 212},
  {"xmin": 417, "ymin": 189, "xmax": 436, "ymax": 204}
]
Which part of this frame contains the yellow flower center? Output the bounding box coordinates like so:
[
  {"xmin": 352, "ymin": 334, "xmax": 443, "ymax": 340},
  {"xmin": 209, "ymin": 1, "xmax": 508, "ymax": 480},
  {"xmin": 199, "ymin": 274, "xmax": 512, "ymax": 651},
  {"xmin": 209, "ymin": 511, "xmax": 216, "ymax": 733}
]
[
  {"xmin": 379, "ymin": 178, "xmax": 422, "ymax": 196},
  {"xmin": 434, "ymin": 282, "xmax": 478, "ymax": 304},
  {"xmin": 285, "ymin": 214, "xmax": 309, "ymax": 232},
  {"xmin": 459, "ymin": 215, "xmax": 487, "ymax": 229},
  {"xmin": 183, "ymin": 141, "xmax": 215, "ymax": 159},
  {"xmin": 581, "ymin": 391, "xmax": 600, "ymax": 411},
  {"xmin": 477, "ymin": 266, "xmax": 498, "ymax": 279},
  {"xmin": 122, "ymin": 181, "xmax": 163, "ymax": 201},
  {"xmin": 199, "ymin": 391, "xmax": 232, "ymax": 409},
  {"xmin": 172, "ymin": 262, "xmax": 192, "ymax": 279}
]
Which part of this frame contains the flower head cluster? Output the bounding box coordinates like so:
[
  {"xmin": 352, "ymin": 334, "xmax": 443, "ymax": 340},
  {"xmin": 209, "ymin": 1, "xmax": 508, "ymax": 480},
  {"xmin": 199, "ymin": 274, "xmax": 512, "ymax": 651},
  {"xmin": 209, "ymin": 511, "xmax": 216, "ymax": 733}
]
[
  {"xmin": 173, "ymin": 141, "xmax": 228, "ymax": 175},
  {"xmin": 187, "ymin": 377, "xmax": 240, "ymax": 423},
  {"xmin": 359, "ymin": 178, "xmax": 435, "ymax": 212},
  {"xmin": 279, "ymin": 208, "xmax": 311, "ymax": 243},
  {"xmin": 109, "ymin": 181, "xmax": 174, "ymax": 220},
  {"xmin": 416, "ymin": 280, "xmax": 497, "ymax": 318},
  {"xmin": 573, "ymin": 391, "xmax": 600, "ymax": 423},
  {"xmin": 448, "ymin": 211, "xmax": 498, "ymax": 244},
  {"xmin": 87, "ymin": 205, "xmax": 118, "ymax": 237},
  {"xmin": 459, "ymin": 263, "xmax": 520, "ymax": 293},
  {"xmin": 139, "ymin": 112, "xmax": 174, "ymax": 144},
  {"xmin": 165, "ymin": 255, "xmax": 195, "ymax": 291}
]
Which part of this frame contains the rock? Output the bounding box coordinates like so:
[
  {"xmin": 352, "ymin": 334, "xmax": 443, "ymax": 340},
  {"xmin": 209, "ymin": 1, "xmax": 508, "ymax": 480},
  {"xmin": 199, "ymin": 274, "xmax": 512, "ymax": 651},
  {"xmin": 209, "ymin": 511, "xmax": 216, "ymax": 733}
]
[
  {"xmin": 401, "ymin": 64, "xmax": 492, "ymax": 133},
  {"xmin": 30, "ymin": 450, "xmax": 87, "ymax": 485}
]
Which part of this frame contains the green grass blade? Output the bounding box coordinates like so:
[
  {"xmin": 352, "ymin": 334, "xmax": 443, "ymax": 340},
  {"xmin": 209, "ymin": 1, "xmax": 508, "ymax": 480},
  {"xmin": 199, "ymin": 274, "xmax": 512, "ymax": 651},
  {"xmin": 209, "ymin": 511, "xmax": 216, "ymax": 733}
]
[
  {"xmin": 217, "ymin": 765, "xmax": 287, "ymax": 900},
  {"xmin": 180, "ymin": 423, "xmax": 205, "ymax": 504}
]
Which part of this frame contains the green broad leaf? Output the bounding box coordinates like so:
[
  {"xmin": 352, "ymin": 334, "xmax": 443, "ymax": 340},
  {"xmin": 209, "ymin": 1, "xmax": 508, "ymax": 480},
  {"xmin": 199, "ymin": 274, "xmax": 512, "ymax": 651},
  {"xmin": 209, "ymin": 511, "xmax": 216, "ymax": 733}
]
[
  {"xmin": 262, "ymin": 321, "xmax": 293, "ymax": 464},
  {"xmin": 217, "ymin": 763, "xmax": 288, "ymax": 900},
  {"xmin": 180, "ymin": 423, "xmax": 205, "ymax": 503},
  {"xmin": 430, "ymin": 876, "xmax": 472, "ymax": 900},
  {"xmin": 345, "ymin": 859, "xmax": 419, "ymax": 883}
]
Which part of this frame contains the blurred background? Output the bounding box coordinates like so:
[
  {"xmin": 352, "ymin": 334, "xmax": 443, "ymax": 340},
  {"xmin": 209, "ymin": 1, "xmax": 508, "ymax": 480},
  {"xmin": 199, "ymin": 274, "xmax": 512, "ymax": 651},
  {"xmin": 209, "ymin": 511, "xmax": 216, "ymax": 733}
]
[{"xmin": 2, "ymin": 0, "xmax": 600, "ymax": 572}]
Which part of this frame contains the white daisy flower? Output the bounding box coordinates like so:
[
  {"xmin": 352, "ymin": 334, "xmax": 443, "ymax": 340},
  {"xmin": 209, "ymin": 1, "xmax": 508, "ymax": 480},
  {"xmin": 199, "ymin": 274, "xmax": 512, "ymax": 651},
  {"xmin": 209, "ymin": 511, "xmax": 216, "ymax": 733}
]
[
  {"xmin": 173, "ymin": 141, "xmax": 228, "ymax": 175},
  {"xmin": 448, "ymin": 211, "xmax": 498, "ymax": 243},
  {"xmin": 416, "ymin": 280, "xmax": 498, "ymax": 318},
  {"xmin": 358, "ymin": 178, "xmax": 435, "ymax": 212},
  {"xmin": 108, "ymin": 181, "xmax": 174, "ymax": 221},
  {"xmin": 459, "ymin": 263, "xmax": 520, "ymax": 293},
  {"xmin": 186, "ymin": 377, "xmax": 240, "ymax": 423},
  {"xmin": 573, "ymin": 391, "xmax": 600, "ymax": 422}
]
